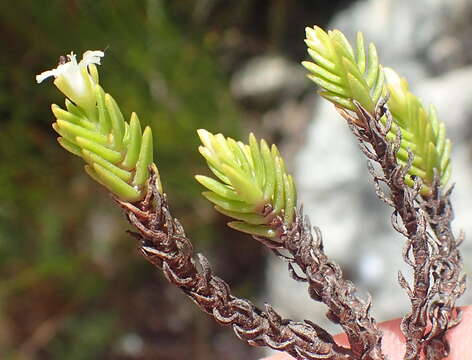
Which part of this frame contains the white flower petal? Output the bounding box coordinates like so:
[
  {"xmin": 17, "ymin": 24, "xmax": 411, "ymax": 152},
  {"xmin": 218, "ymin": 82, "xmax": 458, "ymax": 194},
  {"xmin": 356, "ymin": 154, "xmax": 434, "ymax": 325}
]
[
  {"xmin": 82, "ymin": 50, "xmax": 105, "ymax": 66},
  {"xmin": 36, "ymin": 50, "xmax": 104, "ymax": 83},
  {"xmin": 66, "ymin": 52, "xmax": 78, "ymax": 65},
  {"xmin": 36, "ymin": 69, "xmax": 58, "ymax": 83},
  {"xmin": 36, "ymin": 50, "xmax": 105, "ymax": 115}
]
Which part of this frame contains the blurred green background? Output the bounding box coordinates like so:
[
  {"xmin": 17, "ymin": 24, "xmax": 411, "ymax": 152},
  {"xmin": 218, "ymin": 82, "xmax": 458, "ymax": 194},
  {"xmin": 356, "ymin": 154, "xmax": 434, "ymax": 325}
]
[{"xmin": 0, "ymin": 1, "xmax": 351, "ymax": 359}]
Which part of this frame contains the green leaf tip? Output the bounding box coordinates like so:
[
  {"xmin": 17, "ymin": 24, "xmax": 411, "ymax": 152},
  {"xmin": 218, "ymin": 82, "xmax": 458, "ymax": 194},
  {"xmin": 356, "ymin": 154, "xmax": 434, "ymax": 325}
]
[
  {"xmin": 227, "ymin": 221, "xmax": 277, "ymax": 238},
  {"xmin": 303, "ymin": 26, "xmax": 385, "ymax": 113},
  {"xmin": 196, "ymin": 129, "xmax": 297, "ymax": 238},
  {"xmin": 38, "ymin": 50, "xmax": 162, "ymax": 202},
  {"xmin": 384, "ymin": 68, "xmax": 452, "ymax": 193},
  {"xmin": 304, "ymin": 27, "xmax": 452, "ymax": 195}
]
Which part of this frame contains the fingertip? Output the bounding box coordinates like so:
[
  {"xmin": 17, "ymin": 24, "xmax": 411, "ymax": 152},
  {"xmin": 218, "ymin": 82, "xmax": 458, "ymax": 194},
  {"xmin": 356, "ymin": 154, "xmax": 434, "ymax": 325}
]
[{"xmin": 446, "ymin": 306, "xmax": 472, "ymax": 359}]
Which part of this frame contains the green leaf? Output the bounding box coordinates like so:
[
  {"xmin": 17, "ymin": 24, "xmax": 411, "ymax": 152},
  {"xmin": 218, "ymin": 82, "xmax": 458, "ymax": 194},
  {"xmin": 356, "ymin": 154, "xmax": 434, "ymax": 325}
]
[
  {"xmin": 196, "ymin": 130, "xmax": 298, "ymax": 239},
  {"xmin": 260, "ymin": 139, "xmax": 275, "ymax": 201},
  {"xmin": 227, "ymin": 221, "xmax": 277, "ymax": 238},
  {"xmin": 213, "ymin": 133, "xmax": 237, "ymax": 167},
  {"xmin": 88, "ymin": 63, "xmax": 99, "ymax": 83},
  {"xmin": 56, "ymin": 120, "xmax": 108, "ymax": 145},
  {"xmin": 197, "ymin": 128, "xmax": 214, "ymax": 150},
  {"xmin": 41, "ymin": 52, "xmax": 161, "ymax": 202},
  {"xmin": 356, "ymin": 32, "xmax": 366, "ymax": 74},
  {"xmin": 105, "ymin": 94, "xmax": 125, "ymax": 150},
  {"xmin": 227, "ymin": 138, "xmax": 251, "ymax": 175},
  {"xmin": 272, "ymin": 153, "xmax": 285, "ymax": 214},
  {"xmin": 65, "ymin": 98, "xmax": 86, "ymax": 118},
  {"xmin": 198, "ymin": 146, "xmax": 224, "ymax": 175},
  {"xmin": 195, "ymin": 175, "xmax": 240, "ymax": 201},
  {"xmin": 132, "ymin": 126, "xmax": 153, "ymax": 187},
  {"xmin": 57, "ymin": 137, "xmax": 82, "ymax": 157},
  {"xmin": 304, "ymin": 26, "xmax": 385, "ymax": 113},
  {"xmin": 82, "ymin": 150, "xmax": 132, "ymax": 182},
  {"xmin": 283, "ymin": 174, "xmax": 296, "ymax": 223},
  {"xmin": 75, "ymin": 136, "xmax": 122, "ymax": 163},
  {"xmin": 121, "ymin": 112, "xmax": 142, "ymax": 170},
  {"xmin": 302, "ymin": 61, "xmax": 342, "ymax": 84},
  {"xmin": 221, "ymin": 164, "xmax": 263, "ymax": 205},
  {"xmin": 384, "ymin": 67, "xmax": 452, "ymax": 192},
  {"xmin": 208, "ymin": 162, "xmax": 231, "ymax": 185},
  {"xmin": 303, "ymin": 27, "xmax": 452, "ymax": 195},
  {"xmin": 249, "ymin": 133, "xmax": 265, "ymax": 189},
  {"xmin": 52, "ymin": 104, "xmax": 95, "ymax": 131},
  {"xmin": 215, "ymin": 207, "xmax": 266, "ymax": 225},
  {"xmin": 92, "ymin": 163, "xmax": 141, "ymax": 202},
  {"xmin": 371, "ymin": 65, "xmax": 385, "ymax": 104},
  {"xmin": 319, "ymin": 91, "xmax": 353, "ymax": 109},
  {"xmin": 365, "ymin": 43, "xmax": 379, "ymax": 88},
  {"xmin": 95, "ymin": 85, "xmax": 111, "ymax": 135},
  {"xmin": 84, "ymin": 164, "xmax": 106, "ymax": 187},
  {"xmin": 307, "ymin": 74, "xmax": 348, "ymax": 96},
  {"xmin": 201, "ymin": 191, "xmax": 255, "ymax": 213},
  {"xmin": 52, "ymin": 122, "xmax": 77, "ymax": 146},
  {"xmin": 346, "ymin": 72, "xmax": 374, "ymax": 113}
]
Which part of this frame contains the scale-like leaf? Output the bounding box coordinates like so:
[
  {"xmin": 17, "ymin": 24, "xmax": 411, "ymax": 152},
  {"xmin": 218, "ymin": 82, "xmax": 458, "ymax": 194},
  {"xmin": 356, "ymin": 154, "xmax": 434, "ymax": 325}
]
[
  {"xmin": 38, "ymin": 51, "xmax": 160, "ymax": 202},
  {"xmin": 384, "ymin": 68, "xmax": 451, "ymax": 194},
  {"xmin": 196, "ymin": 130, "xmax": 297, "ymax": 237},
  {"xmin": 302, "ymin": 28, "xmax": 452, "ymax": 195},
  {"xmin": 302, "ymin": 26, "xmax": 385, "ymax": 113}
]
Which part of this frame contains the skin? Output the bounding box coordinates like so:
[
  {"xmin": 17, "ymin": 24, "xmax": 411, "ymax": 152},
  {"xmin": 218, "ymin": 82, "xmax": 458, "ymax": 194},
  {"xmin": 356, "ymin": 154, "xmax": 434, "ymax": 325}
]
[{"xmin": 261, "ymin": 306, "xmax": 472, "ymax": 360}]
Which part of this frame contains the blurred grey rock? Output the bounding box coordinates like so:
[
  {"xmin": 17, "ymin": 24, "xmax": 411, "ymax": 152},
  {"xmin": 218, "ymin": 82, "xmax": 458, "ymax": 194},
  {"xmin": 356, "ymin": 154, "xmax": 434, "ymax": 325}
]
[
  {"xmin": 264, "ymin": 0, "xmax": 472, "ymax": 349},
  {"xmin": 230, "ymin": 55, "xmax": 306, "ymax": 103},
  {"xmin": 332, "ymin": 0, "xmax": 472, "ymax": 78}
]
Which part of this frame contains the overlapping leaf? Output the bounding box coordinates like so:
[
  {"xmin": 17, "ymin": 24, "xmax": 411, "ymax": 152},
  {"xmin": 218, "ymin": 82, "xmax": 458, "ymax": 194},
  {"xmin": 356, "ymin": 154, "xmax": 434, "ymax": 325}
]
[
  {"xmin": 50, "ymin": 65, "xmax": 160, "ymax": 202},
  {"xmin": 384, "ymin": 68, "xmax": 451, "ymax": 194},
  {"xmin": 196, "ymin": 130, "xmax": 296, "ymax": 237},
  {"xmin": 303, "ymin": 27, "xmax": 452, "ymax": 195},
  {"xmin": 302, "ymin": 26, "xmax": 385, "ymax": 113}
]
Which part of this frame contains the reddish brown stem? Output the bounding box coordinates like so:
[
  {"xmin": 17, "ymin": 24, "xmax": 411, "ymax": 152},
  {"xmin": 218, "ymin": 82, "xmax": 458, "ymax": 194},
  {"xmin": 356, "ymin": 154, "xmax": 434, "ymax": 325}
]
[
  {"xmin": 337, "ymin": 99, "xmax": 464, "ymax": 360},
  {"xmin": 262, "ymin": 211, "xmax": 384, "ymax": 360},
  {"xmin": 115, "ymin": 175, "xmax": 353, "ymax": 360},
  {"xmin": 420, "ymin": 185, "xmax": 465, "ymax": 359}
]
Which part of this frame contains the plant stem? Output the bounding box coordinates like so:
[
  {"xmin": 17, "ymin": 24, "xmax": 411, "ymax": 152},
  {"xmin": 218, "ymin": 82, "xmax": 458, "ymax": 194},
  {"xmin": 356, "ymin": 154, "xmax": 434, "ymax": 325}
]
[
  {"xmin": 420, "ymin": 186, "xmax": 465, "ymax": 360},
  {"xmin": 337, "ymin": 99, "xmax": 464, "ymax": 360},
  {"xmin": 258, "ymin": 210, "xmax": 385, "ymax": 360},
  {"xmin": 115, "ymin": 170, "xmax": 353, "ymax": 360}
]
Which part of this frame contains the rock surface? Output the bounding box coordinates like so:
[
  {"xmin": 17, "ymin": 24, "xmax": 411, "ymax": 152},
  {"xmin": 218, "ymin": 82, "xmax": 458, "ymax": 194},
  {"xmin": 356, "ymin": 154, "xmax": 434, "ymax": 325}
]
[{"xmin": 231, "ymin": 55, "xmax": 307, "ymax": 103}]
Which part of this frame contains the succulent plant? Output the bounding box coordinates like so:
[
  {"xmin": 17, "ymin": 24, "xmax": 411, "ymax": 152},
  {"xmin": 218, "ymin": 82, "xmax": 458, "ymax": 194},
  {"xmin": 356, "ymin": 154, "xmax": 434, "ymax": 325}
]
[
  {"xmin": 195, "ymin": 129, "xmax": 296, "ymax": 238},
  {"xmin": 384, "ymin": 68, "xmax": 451, "ymax": 193},
  {"xmin": 302, "ymin": 26, "xmax": 385, "ymax": 114},
  {"xmin": 36, "ymin": 51, "xmax": 160, "ymax": 202},
  {"xmin": 35, "ymin": 26, "xmax": 464, "ymax": 360},
  {"xmin": 303, "ymin": 27, "xmax": 451, "ymax": 195}
]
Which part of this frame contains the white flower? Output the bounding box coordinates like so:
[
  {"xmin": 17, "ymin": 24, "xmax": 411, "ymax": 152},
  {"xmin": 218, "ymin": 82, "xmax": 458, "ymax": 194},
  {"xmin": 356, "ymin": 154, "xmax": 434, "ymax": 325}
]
[{"xmin": 36, "ymin": 50, "xmax": 104, "ymax": 114}]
